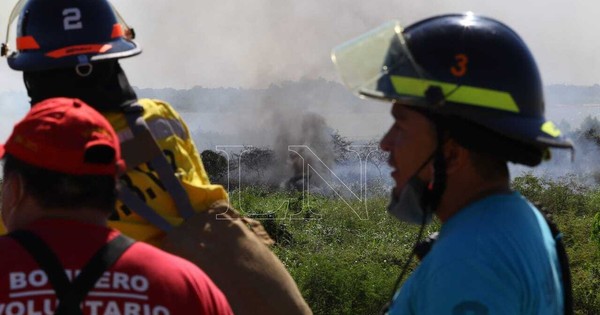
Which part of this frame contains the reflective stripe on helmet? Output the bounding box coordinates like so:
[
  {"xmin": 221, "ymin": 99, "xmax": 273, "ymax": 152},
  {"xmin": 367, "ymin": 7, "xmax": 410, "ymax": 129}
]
[
  {"xmin": 16, "ymin": 36, "xmax": 40, "ymax": 50},
  {"xmin": 541, "ymin": 121, "xmax": 561, "ymax": 137},
  {"xmin": 111, "ymin": 24, "xmax": 124, "ymax": 39},
  {"xmin": 390, "ymin": 75, "xmax": 520, "ymax": 113},
  {"xmin": 45, "ymin": 44, "xmax": 113, "ymax": 58}
]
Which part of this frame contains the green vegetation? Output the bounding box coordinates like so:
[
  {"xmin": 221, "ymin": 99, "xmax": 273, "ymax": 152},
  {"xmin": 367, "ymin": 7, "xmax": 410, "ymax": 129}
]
[
  {"xmin": 231, "ymin": 174, "xmax": 600, "ymax": 315},
  {"xmin": 514, "ymin": 174, "xmax": 600, "ymax": 314}
]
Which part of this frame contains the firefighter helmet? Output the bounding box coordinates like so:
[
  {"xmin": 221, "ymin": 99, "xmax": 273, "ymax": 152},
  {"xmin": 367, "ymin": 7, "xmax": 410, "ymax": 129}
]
[
  {"xmin": 331, "ymin": 13, "xmax": 572, "ymax": 155},
  {"xmin": 3, "ymin": 0, "xmax": 141, "ymax": 71}
]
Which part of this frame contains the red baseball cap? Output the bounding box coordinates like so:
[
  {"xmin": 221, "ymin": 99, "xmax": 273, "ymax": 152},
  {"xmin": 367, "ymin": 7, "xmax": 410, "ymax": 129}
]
[{"xmin": 0, "ymin": 97, "xmax": 125, "ymax": 176}]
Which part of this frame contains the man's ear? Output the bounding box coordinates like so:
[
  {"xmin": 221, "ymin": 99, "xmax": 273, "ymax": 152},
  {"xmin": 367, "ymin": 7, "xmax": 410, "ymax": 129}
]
[
  {"xmin": 0, "ymin": 173, "xmax": 25, "ymax": 232},
  {"xmin": 2, "ymin": 173, "xmax": 25, "ymax": 213},
  {"xmin": 443, "ymin": 139, "xmax": 470, "ymax": 175}
]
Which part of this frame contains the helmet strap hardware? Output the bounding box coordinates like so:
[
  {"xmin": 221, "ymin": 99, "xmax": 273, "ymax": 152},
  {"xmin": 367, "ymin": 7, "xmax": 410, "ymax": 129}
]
[
  {"xmin": 425, "ymin": 85, "xmax": 445, "ymax": 107},
  {"xmin": 1, "ymin": 43, "xmax": 9, "ymax": 57},
  {"xmin": 126, "ymin": 28, "xmax": 136, "ymax": 40},
  {"xmin": 75, "ymin": 63, "xmax": 94, "ymax": 77}
]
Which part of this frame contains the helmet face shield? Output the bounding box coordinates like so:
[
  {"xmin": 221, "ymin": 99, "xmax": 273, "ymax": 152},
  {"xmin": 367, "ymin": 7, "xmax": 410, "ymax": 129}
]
[
  {"xmin": 0, "ymin": 0, "xmax": 26, "ymax": 57},
  {"xmin": 331, "ymin": 21, "xmax": 427, "ymax": 104}
]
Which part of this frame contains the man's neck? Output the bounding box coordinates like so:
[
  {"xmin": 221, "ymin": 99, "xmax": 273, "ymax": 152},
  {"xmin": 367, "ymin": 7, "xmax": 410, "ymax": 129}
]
[
  {"xmin": 39, "ymin": 210, "xmax": 109, "ymax": 227},
  {"xmin": 8, "ymin": 198, "xmax": 108, "ymax": 231}
]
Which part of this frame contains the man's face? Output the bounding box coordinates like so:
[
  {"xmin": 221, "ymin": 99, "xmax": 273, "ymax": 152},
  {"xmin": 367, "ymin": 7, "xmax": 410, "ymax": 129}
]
[{"xmin": 380, "ymin": 103, "xmax": 437, "ymax": 196}]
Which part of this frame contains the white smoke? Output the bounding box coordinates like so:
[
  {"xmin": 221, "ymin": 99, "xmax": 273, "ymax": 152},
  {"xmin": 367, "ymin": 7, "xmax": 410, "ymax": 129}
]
[{"xmin": 510, "ymin": 105, "xmax": 600, "ymax": 185}]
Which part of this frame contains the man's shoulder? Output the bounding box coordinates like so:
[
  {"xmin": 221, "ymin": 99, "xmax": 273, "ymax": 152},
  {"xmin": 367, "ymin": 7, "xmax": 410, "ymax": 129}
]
[
  {"xmin": 134, "ymin": 98, "xmax": 189, "ymax": 131},
  {"xmin": 431, "ymin": 192, "xmax": 547, "ymax": 265},
  {"xmin": 469, "ymin": 191, "xmax": 532, "ymax": 214},
  {"xmin": 119, "ymin": 241, "xmax": 231, "ymax": 311},
  {"xmin": 473, "ymin": 192, "xmax": 546, "ymax": 236},
  {"xmin": 104, "ymin": 98, "xmax": 191, "ymax": 142},
  {"xmin": 136, "ymin": 98, "xmax": 170, "ymax": 107},
  {"xmin": 136, "ymin": 98, "xmax": 180, "ymax": 117},
  {"xmin": 448, "ymin": 192, "xmax": 537, "ymax": 233},
  {"xmin": 431, "ymin": 192, "xmax": 557, "ymax": 278}
]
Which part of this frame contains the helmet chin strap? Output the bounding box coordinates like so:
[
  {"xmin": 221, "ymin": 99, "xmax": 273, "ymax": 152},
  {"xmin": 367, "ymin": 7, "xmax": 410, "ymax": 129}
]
[
  {"xmin": 421, "ymin": 127, "xmax": 447, "ymax": 220},
  {"xmin": 75, "ymin": 63, "xmax": 94, "ymax": 77},
  {"xmin": 406, "ymin": 122, "xmax": 448, "ymax": 221}
]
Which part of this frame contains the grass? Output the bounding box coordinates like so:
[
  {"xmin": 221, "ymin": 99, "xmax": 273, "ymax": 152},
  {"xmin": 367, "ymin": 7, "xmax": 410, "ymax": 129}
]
[{"xmin": 230, "ymin": 174, "xmax": 600, "ymax": 315}]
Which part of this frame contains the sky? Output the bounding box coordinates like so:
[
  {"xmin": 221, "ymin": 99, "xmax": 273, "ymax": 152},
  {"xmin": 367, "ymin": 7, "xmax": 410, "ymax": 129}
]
[
  {"xmin": 1, "ymin": 0, "xmax": 600, "ymax": 92},
  {"xmin": 1, "ymin": 0, "xmax": 600, "ymax": 151}
]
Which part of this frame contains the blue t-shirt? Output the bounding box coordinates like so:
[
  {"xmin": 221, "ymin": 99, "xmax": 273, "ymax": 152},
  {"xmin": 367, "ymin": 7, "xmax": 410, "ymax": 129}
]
[{"xmin": 388, "ymin": 192, "xmax": 563, "ymax": 315}]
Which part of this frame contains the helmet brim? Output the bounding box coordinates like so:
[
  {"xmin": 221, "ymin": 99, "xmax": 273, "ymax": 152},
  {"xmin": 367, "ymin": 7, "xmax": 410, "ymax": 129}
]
[
  {"xmin": 469, "ymin": 111, "xmax": 573, "ymax": 149},
  {"xmin": 8, "ymin": 38, "xmax": 141, "ymax": 71}
]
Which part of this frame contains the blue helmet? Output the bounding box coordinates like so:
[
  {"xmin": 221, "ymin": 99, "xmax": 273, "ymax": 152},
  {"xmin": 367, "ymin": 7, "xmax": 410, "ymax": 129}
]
[
  {"xmin": 332, "ymin": 13, "xmax": 573, "ymax": 157},
  {"xmin": 3, "ymin": 0, "xmax": 141, "ymax": 71}
]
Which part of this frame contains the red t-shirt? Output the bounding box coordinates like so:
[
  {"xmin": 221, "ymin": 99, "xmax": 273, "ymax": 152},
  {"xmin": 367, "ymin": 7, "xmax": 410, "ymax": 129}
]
[{"xmin": 0, "ymin": 219, "xmax": 233, "ymax": 315}]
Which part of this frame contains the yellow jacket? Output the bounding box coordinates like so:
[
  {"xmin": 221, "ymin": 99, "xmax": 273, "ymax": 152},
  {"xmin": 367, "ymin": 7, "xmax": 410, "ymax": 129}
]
[{"xmin": 107, "ymin": 98, "xmax": 228, "ymax": 244}]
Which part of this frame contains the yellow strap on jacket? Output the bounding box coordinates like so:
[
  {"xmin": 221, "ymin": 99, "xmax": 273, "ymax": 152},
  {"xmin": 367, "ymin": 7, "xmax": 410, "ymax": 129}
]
[{"xmin": 107, "ymin": 98, "xmax": 228, "ymax": 245}]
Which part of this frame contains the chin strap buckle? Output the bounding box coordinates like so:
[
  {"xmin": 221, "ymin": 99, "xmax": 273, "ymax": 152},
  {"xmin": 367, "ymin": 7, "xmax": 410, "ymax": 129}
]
[
  {"xmin": 1, "ymin": 43, "xmax": 9, "ymax": 57},
  {"xmin": 414, "ymin": 232, "xmax": 439, "ymax": 261}
]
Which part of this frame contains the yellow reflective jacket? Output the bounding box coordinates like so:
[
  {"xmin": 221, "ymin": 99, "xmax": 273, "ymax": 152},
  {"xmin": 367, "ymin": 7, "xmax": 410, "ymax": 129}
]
[
  {"xmin": 106, "ymin": 98, "xmax": 228, "ymax": 244},
  {"xmin": 0, "ymin": 98, "xmax": 227, "ymax": 244}
]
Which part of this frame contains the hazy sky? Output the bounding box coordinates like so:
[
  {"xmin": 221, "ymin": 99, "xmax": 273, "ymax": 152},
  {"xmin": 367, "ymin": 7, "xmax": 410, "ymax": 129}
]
[
  {"xmin": 0, "ymin": 0, "xmax": 598, "ymax": 181},
  {"xmin": 1, "ymin": 0, "xmax": 600, "ymax": 92},
  {"xmin": 0, "ymin": 0, "xmax": 599, "ymax": 142}
]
